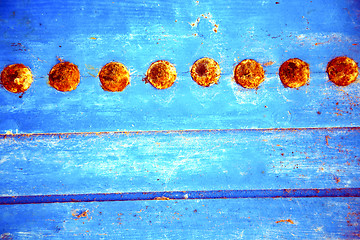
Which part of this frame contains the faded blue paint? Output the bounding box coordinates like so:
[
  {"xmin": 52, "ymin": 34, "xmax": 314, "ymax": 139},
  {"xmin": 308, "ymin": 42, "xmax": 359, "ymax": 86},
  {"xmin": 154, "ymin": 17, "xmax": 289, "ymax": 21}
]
[
  {"xmin": 0, "ymin": 127, "xmax": 359, "ymax": 196},
  {"xmin": 1, "ymin": 198, "xmax": 360, "ymax": 239}
]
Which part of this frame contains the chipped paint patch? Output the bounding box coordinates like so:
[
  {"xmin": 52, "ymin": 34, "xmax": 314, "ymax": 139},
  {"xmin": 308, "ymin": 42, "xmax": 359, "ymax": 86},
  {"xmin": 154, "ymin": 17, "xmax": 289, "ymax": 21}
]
[
  {"xmin": 0, "ymin": 156, "xmax": 9, "ymax": 165},
  {"xmin": 72, "ymin": 209, "xmax": 90, "ymax": 220},
  {"xmin": 295, "ymin": 32, "xmax": 357, "ymax": 47},
  {"xmin": 189, "ymin": 13, "xmax": 219, "ymax": 33},
  {"xmin": 314, "ymin": 226, "xmax": 324, "ymax": 232},
  {"xmin": 85, "ymin": 64, "xmax": 99, "ymax": 78}
]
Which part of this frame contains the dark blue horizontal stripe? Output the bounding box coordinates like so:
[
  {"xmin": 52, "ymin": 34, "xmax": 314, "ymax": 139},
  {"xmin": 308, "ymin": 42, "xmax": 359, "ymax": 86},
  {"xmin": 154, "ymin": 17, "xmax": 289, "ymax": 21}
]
[
  {"xmin": 1, "ymin": 126, "xmax": 360, "ymax": 139},
  {"xmin": 1, "ymin": 188, "xmax": 359, "ymax": 205}
]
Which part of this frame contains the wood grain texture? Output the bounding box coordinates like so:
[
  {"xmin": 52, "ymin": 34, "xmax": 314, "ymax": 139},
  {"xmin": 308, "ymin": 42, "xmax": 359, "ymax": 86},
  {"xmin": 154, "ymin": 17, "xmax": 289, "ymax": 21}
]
[
  {"xmin": 1, "ymin": 197, "xmax": 359, "ymax": 239},
  {"xmin": 0, "ymin": 0, "xmax": 359, "ymax": 133},
  {"xmin": 1, "ymin": 128, "xmax": 359, "ymax": 196}
]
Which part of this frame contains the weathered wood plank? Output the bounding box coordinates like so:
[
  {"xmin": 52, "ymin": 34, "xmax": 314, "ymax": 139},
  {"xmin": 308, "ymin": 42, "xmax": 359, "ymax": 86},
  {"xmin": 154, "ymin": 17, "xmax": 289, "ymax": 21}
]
[
  {"xmin": 1, "ymin": 128, "xmax": 359, "ymax": 196},
  {"xmin": 1, "ymin": 197, "xmax": 359, "ymax": 239},
  {"xmin": 0, "ymin": 0, "xmax": 359, "ymax": 133}
]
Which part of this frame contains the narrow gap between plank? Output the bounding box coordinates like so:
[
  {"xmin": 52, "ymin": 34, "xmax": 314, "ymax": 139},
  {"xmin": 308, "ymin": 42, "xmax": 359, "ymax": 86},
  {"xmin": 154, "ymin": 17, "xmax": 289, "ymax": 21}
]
[
  {"xmin": 1, "ymin": 188, "xmax": 359, "ymax": 205},
  {"xmin": 1, "ymin": 126, "xmax": 359, "ymax": 139}
]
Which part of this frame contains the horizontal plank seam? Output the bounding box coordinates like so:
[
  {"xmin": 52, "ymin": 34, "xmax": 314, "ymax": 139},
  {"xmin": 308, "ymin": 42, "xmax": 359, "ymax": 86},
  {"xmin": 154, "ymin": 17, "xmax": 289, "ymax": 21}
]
[
  {"xmin": 1, "ymin": 188, "xmax": 359, "ymax": 205},
  {"xmin": 1, "ymin": 126, "xmax": 359, "ymax": 139}
]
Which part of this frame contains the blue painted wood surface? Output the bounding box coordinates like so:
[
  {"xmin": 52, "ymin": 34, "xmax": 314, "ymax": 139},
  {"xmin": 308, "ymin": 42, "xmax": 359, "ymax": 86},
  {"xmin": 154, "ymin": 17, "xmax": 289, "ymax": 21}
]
[
  {"xmin": 0, "ymin": 0, "xmax": 360, "ymax": 238},
  {"xmin": 1, "ymin": 198, "xmax": 360, "ymax": 239},
  {"xmin": 0, "ymin": 128, "xmax": 360, "ymax": 196},
  {"xmin": 0, "ymin": 0, "xmax": 359, "ymax": 133}
]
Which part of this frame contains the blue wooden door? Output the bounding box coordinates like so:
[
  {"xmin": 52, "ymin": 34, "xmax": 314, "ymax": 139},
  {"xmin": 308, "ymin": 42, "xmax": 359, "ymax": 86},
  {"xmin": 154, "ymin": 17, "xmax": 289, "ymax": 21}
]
[{"xmin": 0, "ymin": 0, "xmax": 359, "ymax": 238}]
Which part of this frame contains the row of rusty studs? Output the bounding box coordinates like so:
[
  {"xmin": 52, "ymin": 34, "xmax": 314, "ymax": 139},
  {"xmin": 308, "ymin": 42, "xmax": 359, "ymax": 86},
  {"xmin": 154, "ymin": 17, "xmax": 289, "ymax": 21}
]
[{"xmin": 0, "ymin": 56, "xmax": 358, "ymax": 94}]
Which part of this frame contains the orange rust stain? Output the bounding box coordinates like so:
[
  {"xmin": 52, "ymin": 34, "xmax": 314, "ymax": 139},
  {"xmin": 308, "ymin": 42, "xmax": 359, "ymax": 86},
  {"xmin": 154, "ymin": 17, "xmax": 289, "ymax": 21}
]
[
  {"xmin": 213, "ymin": 24, "xmax": 219, "ymax": 33},
  {"xmin": 56, "ymin": 56, "xmax": 64, "ymax": 63},
  {"xmin": 347, "ymin": 212, "xmax": 360, "ymax": 217},
  {"xmin": 72, "ymin": 210, "xmax": 89, "ymax": 219},
  {"xmin": 313, "ymin": 37, "xmax": 333, "ymax": 46},
  {"xmin": 154, "ymin": 197, "xmax": 171, "ymax": 200},
  {"xmin": 334, "ymin": 176, "xmax": 341, "ymax": 183},
  {"xmin": 263, "ymin": 61, "xmax": 275, "ymax": 66},
  {"xmin": 353, "ymin": 43, "xmax": 358, "ymax": 46},
  {"xmin": 190, "ymin": 18, "xmax": 200, "ymax": 27},
  {"xmin": 275, "ymin": 219, "xmax": 295, "ymax": 224},
  {"xmin": 90, "ymin": 37, "xmax": 97, "ymax": 40},
  {"xmin": 325, "ymin": 135, "xmax": 331, "ymax": 146}
]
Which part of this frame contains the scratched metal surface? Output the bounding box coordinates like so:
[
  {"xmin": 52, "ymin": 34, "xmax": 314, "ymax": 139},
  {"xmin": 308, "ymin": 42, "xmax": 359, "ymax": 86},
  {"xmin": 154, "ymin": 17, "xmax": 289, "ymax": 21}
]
[{"xmin": 1, "ymin": 0, "xmax": 360, "ymax": 239}]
